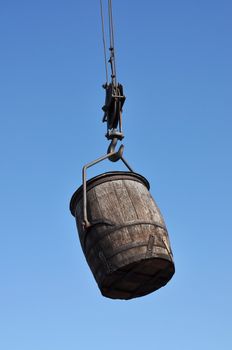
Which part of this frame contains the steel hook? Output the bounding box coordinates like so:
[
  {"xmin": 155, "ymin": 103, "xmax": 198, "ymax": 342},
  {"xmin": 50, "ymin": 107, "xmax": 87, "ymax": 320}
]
[{"xmin": 107, "ymin": 137, "xmax": 124, "ymax": 162}]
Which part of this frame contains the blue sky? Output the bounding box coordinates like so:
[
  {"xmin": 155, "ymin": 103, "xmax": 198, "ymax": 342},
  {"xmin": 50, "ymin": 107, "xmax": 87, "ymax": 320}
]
[{"xmin": 1, "ymin": 0, "xmax": 232, "ymax": 349}]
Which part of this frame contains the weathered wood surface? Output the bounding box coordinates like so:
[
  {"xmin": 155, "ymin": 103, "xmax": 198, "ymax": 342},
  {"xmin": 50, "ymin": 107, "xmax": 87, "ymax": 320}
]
[{"xmin": 70, "ymin": 172, "xmax": 175, "ymax": 300}]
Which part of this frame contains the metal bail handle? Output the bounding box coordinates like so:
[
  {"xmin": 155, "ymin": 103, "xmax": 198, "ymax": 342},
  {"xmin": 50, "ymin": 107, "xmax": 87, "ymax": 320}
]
[{"xmin": 82, "ymin": 149, "xmax": 133, "ymax": 231}]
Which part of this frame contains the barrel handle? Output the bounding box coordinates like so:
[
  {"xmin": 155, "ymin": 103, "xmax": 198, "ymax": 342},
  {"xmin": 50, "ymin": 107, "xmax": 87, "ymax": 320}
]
[{"xmin": 82, "ymin": 152, "xmax": 133, "ymax": 230}]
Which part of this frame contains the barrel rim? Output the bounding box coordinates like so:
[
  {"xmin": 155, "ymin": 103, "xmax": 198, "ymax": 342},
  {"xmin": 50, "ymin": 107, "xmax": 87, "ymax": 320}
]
[{"xmin": 69, "ymin": 171, "xmax": 150, "ymax": 216}]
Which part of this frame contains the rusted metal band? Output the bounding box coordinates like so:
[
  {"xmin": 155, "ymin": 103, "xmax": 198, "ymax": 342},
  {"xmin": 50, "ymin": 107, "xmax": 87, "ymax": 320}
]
[
  {"xmin": 104, "ymin": 241, "xmax": 168, "ymax": 261},
  {"xmin": 83, "ymin": 219, "xmax": 167, "ymax": 254},
  {"xmin": 106, "ymin": 220, "xmax": 166, "ymax": 234},
  {"xmin": 93, "ymin": 250, "xmax": 173, "ymax": 280}
]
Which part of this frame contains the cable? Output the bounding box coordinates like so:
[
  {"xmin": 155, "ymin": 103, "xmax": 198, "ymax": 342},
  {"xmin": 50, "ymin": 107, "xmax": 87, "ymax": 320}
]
[
  {"xmin": 108, "ymin": 0, "xmax": 117, "ymax": 85},
  {"xmin": 108, "ymin": 0, "xmax": 114, "ymax": 49},
  {"xmin": 100, "ymin": 0, "xmax": 109, "ymax": 84}
]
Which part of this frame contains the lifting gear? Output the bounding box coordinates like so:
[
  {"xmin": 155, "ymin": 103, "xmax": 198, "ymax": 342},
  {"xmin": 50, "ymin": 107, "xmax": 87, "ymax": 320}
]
[
  {"xmin": 100, "ymin": 0, "xmax": 126, "ymax": 160},
  {"xmin": 102, "ymin": 82, "xmax": 125, "ymax": 141}
]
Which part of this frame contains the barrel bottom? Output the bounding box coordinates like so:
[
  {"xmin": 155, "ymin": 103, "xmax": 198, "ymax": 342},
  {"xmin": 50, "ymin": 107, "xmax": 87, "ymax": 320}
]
[{"xmin": 99, "ymin": 258, "xmax": 175, "ymax": 300}]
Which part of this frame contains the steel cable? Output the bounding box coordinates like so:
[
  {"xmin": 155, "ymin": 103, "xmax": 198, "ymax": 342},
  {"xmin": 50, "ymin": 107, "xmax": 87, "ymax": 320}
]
[
  {"xmin": 100, "ymin": 0, "xmax": 109, "ymax": 84},
  {"xmin": 108, "ymin": 0, "xmax": 117, "ymax": 85}
]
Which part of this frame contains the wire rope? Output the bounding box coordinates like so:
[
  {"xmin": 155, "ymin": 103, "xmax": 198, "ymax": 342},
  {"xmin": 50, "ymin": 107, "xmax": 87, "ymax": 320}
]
[
  {"xmin": 100, "ymin": 0, "xmax": 109, "ymax": 84},
  {"xmin": 108, "ymin": 0, "xmax": 117, "ymax": 85}
]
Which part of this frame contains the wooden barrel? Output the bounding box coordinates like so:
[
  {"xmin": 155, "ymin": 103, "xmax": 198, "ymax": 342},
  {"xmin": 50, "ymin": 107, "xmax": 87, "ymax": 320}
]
[{"xmin": 70, "ymin": 171, "xmax": 175, "ymax": 300}]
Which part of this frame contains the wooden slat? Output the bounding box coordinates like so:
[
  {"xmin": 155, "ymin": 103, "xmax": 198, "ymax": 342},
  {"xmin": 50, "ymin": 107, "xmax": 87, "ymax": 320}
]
[{"xmin": 94, "ymin": 181, "xmax": 132, "ymax": 249}]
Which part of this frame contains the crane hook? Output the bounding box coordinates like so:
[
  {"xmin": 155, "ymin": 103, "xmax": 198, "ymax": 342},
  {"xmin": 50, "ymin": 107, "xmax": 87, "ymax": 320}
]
[{"xmin": 107, "ymin": 137, "xmax": 124, "ymax": 162}]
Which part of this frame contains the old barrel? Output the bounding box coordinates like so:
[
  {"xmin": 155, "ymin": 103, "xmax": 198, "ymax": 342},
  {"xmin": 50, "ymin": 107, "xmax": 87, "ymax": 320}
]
[{"xmin": 70, "ymin": 171, "xmax": 175, "ymax": 300}]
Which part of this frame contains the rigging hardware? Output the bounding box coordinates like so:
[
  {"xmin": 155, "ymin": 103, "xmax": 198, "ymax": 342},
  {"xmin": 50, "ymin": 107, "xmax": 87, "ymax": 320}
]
[{"xmin": 100, "ymin": 0, "xmax": 126, "ymax": 158}]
